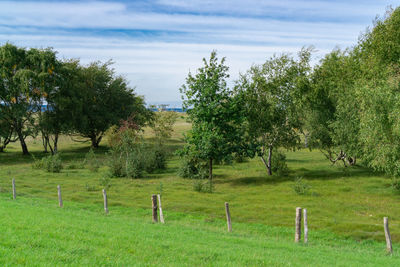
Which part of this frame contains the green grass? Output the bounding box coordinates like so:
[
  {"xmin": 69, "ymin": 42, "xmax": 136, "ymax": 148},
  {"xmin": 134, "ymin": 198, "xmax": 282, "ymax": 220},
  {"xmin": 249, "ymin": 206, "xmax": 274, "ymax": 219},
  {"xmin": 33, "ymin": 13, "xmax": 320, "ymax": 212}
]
[
  {"xmin": 0, "ymin": 194, "xmax": 399, "ymax": 266},
  {"xmin": 1, "ymin": 116, "xmax": 400, "ymax": 264}
]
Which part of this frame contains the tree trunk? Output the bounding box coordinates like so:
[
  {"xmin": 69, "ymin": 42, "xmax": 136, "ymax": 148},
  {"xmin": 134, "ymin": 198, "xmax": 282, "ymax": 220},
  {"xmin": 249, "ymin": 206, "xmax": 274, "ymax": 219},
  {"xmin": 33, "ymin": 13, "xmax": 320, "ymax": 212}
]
[
  {"xmin": 90, "ymin": 134, "xmax": 102, "ymax": 148},
  {"xmin": 91, "ymin": 135, "xmax": 99, "ymax": 148},
  {"xmin": 42, "ymin": 135, "xmax": 48, "ymax": 153},
  {"xmin": 53, "ymin": 134, "xmax": 59, "ymax": 154},
  {"xmin": 96, "ymin": 135, "xmax": 102, "ymax": 147},
  {"xmin": 16, "ymin": 128, "xmax": 29, "ymax": 155},
  {"xmin": 267, "ymin": 146, "xmax": 272, "ymax": 175}
]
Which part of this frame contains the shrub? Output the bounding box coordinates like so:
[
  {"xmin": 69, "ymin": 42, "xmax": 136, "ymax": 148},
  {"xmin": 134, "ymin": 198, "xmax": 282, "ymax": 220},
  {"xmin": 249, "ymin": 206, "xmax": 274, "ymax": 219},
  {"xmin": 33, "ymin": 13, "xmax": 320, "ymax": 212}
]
[
  {"xmin": 107, "ymin": 149, "xmax": 125, "ymax": 177},
  {"xmin": 178, "ymin": 155, "xmax": 209, "ymax": 179},
  {"xmin": 31, "ymin": 155, "xmax": 44, "ymax": 169},
  {"xmin": 144, "ymin": 146, "xmax": 167, "ymax": 173},
  {"xmin": 293, "ymin": 177, "xmax": 310, "ymax": 195},
  {"xmin": 272, "ymin": 150, "xmax": 289, "ymax": 176},
  {"xmin": 33, "ymin": 154, "xmax": 63, "ymax": 173},
  {"xmin": 43, "ymin": 154, "xmax": 63, "ymax": 173},
  {"xmin": 106, "ymin": 123, "xmax": 170, "ymax": 178},
  {"xmin": 125, "ymin": 150, "xmax": 144, "ymax": 178},
  {"xmin": 391, "ymin": 177, "xmax": 400, "ymax": 192}
]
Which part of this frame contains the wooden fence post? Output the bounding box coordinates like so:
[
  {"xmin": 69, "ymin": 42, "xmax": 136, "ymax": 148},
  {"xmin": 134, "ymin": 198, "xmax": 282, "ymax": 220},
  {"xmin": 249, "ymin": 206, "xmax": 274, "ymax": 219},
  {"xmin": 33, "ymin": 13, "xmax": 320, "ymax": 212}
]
[
  {"xmin": 12, "ymin": 179, "xmax": 16, "ymax": 200},
  {"xmin": 304, "ymin": 208, "xmax": 308, "ymax": 243},
  {"xmin": 157, "ymin": 194, "xmax": 165, "ymax": 224},
  {"xmin": 225, "ymin": 202, "xmax": 232, "ymax": 232},
  {"xmin": 295, "ymin": 207, "xmax": 302, "ymax": 242},
  {"xmin": 152, "ymin": 194, "xmax": 158, "ymax": 223},
  {"xmin": 102, "ymin": 189, "xmax": 108, "ymax": 214},
  {"xmin": 384, "ymin": 217, "xmax": 393, "ymax": 254},
  {"xmin": 57, "ymin": 185, "xmax": 63, "ymax": 208}
]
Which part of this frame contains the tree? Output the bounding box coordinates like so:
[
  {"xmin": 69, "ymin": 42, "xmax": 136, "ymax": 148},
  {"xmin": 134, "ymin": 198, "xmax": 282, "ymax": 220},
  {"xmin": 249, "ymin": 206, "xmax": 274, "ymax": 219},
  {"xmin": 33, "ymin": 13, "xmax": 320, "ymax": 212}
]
[
  {"xmin": 180, "ymin": 51, "xmax": 244, "ymax": 182},
  {"xmin": 0, "ymin": 115, "xmax": 17, "ymax": 152},
  {"xmin": 38, "ymin": 60, "xmax": 81, "ymax": 154},
  {"xmin": 353, "ymin": 7, "xmax": 400, "ymax": 175},
  {"xmin": 69, "ymin": 61, "xmax": 152, "ymax": 148},
  {"xmin": 0, "ymin": 43, "xmax": 55, "ymax": 154},
  {"xmin": 304, "ymin": 49, "xmax": 360, "ymax": 166},
  {"xmin": 150, "ymin": 108, "xmax": 179, "ymax": 142},
  {"xmin": 236, "ymin": 49, "xmax": 312, "ymax": 175}
]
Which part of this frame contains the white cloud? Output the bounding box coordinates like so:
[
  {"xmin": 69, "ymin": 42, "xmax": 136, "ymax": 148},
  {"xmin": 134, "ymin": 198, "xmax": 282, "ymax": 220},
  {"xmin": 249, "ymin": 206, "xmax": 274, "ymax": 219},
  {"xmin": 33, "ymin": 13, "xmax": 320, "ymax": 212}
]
[{"xmin": 0, "ymin": 0, "xmax": 395, "ymax": 104}]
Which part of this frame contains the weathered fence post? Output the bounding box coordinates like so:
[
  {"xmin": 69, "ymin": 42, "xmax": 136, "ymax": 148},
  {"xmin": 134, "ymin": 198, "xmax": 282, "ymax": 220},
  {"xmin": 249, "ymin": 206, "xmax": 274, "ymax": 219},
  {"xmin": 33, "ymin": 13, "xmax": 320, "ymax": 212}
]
[
  {"xmin": 384, "ymin": 217, "xmax": 393, "ymax": 254},
  {"xmin": 304, "ymin": 208, "xmax": 308, "ymax": 243},
  {"xmin": 12, "ymin": 179, "xmax": 16, "ymax": 200},
  {"xmin": 57, "ymin": 185, "xmax": 63, "ymax": 207},
  {"xmin": 157, "ymin": 194, "xmax": 165, "ymax": 224},
  {"xmin": 295, "ymin": 207, "xmax": 302, "ymax": 242},
  {"xmin": 225, "ymin": 202, "xmax": 232, "ymax": 232},
  {"xmin": 102, "ymin": 189, "xmax": 108, "ymax": 214},
  {"xmin": 152, "ymin": 194, "xmax": 158, "ymax": 223}
]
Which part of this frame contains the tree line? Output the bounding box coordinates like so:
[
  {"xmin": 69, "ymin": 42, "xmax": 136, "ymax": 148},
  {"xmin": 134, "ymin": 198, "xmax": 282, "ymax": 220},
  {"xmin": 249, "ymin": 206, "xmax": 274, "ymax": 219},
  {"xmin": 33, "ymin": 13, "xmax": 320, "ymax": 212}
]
[
  {"xmin": 0, "ymin": 44, "xmax": 152, "ymax": 155},
  {"xmin": 179, "ymin": 7, "xmax": 400, "ymax": 182}
]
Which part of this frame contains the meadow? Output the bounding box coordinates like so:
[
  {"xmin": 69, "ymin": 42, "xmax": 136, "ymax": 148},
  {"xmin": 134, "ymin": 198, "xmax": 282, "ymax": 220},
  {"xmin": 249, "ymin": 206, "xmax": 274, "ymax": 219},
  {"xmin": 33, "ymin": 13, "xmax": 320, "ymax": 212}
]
[{"xmin": 1, "ymin": 116, "xmax": 400, "ymax": 265}]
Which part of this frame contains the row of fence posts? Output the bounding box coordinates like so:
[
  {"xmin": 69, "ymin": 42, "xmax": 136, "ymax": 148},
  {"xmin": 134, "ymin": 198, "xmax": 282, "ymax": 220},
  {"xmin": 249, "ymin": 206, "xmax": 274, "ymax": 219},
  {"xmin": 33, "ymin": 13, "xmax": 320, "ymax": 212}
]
[{"xmin": 9, "ymin": 180, "xmax": 394, "ymax": 253}]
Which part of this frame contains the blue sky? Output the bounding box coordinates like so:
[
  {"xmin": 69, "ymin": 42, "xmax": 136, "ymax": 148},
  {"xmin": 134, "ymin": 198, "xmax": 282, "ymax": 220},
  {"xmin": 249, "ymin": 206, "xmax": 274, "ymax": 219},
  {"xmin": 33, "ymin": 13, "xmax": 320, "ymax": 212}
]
[{"xmin": 0, "ymin": 0, "xmax": 398, "ymax": 106}]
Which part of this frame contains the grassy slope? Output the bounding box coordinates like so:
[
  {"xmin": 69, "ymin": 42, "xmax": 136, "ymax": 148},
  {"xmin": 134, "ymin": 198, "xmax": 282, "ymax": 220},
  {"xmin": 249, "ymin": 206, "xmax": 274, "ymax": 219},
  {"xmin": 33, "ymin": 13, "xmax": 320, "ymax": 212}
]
[
  {"xmin": 0, "ymin": 195, "xmax": 399, "ymax": 266},
  {"xmin": 1, "ymin": 115, "xmax": 400, "ymax": 258}
]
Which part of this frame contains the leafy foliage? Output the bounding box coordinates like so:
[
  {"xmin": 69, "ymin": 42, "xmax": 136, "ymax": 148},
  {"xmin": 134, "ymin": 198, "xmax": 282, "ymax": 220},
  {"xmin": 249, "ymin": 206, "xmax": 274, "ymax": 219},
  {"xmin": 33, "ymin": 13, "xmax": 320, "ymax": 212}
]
[
  {"xmin": 236, "ymin": 48, "xmax": 312, "ymax": 175},
  {"xmin": 179, "ymin": 51, "xmax": 245, "ymax": 183},
  {"xmin": 150, "ymin": 110, "xmax": 178, "ymax": 141},
  {"xmin": 32, "ymin": 154, "xmax": 63, "ymax": 173}
]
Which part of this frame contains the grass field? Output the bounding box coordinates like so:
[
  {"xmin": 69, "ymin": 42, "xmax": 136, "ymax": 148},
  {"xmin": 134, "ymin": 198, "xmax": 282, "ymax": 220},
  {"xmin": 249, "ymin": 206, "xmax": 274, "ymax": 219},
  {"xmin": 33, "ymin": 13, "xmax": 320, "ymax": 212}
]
[
  {"xmin": 0, "ymin": 195, "xmax": 399, "ymax": 266},
  {"xmin": 1, "ymin": 116, "xmax": 400, "ymax": 264}
]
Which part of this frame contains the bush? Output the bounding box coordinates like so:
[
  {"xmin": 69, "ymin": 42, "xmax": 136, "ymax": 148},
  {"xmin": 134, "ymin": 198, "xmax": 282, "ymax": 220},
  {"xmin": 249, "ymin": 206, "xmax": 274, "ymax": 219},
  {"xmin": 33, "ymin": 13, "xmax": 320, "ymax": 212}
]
[
  {"xmin": 391, "ymin": 177, "xmax": 400, "ymax": 192},
  {"xmin": 85, "ymin": 148, "xmax": 100, "ymax": 172},
  {"xmin": 272, "ymin": 150, "xmax": 289, "ymax": 176},
  {"xmin": 107, "ymin": 149, "xmax": 125, "ymax": 177},
  {"xmin": 178, "ymin": 155, "xmax": 209, "ymax": 179},
  {"xmin": 292, "ymin": 177, "xmax": 310, "ymax": 195},
  {"xmin": 31, "ymin": 155, "xmax": 44, "ymax": 169},
  {"xmin": 145, "ymin": 147, "xmax": 168, "ymax": 173},
  {"xmin": 106, "ymin": 124, "xmax": 170, "ymax": 178},
  {"xmin": 43, "ymin": 154, "xmax": 63, "ymax": 173},
  {"xmin": 125, "ymin": 150, "xmax": 144, "ymax": 178},
  {"xmin": 32, "ymin": 154, "xmax": 63, "ymax": 173}
]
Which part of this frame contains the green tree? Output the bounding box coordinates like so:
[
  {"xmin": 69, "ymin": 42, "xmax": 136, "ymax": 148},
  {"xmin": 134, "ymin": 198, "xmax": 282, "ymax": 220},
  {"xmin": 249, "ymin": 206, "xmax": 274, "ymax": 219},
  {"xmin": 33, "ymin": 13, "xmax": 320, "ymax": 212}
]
[
  {"xmin": 236, "ymin": 49, "xmax": 312, "ymax": 175},
  {"xmin": 150, "ymin": 109, "xmax": 178, "ymax": 142},
  {"xmin": 0, "ymin": 115, "xmax": 17, "ymax": 152},
  {"xmin": 179, "ymin": 51, "xmax": 244, "ymax": 183},
  {"xmin": 0, "ymin": 43, "xmax": 55, "ymax": 154},
  {"xmin": 38, "ymin": 60, "xmax": 81, "ymax": 154},
  {"xmin": 354, "ymin": 7, "xmax": 400, "ymax": 175},
  {"xmin": 305, "ymin": 49, "xmax": 360, "ymax": 166},
  {"xmin": 69, "ymin": 61, "xmax": 152, "ymax": 148}
]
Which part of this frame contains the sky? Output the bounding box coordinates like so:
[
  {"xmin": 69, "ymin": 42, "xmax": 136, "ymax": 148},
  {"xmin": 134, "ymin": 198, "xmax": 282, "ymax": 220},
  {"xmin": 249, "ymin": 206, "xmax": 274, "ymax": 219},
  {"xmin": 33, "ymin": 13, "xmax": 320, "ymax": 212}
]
[{"xmin": 0, "ymin": 0, "xmax": 398, "ymax": 107}]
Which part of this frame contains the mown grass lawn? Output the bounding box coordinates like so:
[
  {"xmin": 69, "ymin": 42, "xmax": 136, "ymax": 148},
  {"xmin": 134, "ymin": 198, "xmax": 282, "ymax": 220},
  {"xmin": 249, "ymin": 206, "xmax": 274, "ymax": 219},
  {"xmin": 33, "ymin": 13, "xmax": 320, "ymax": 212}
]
[{"xmin": 0, "ymin": 194, "xmax": 399, "ymax": 266}]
